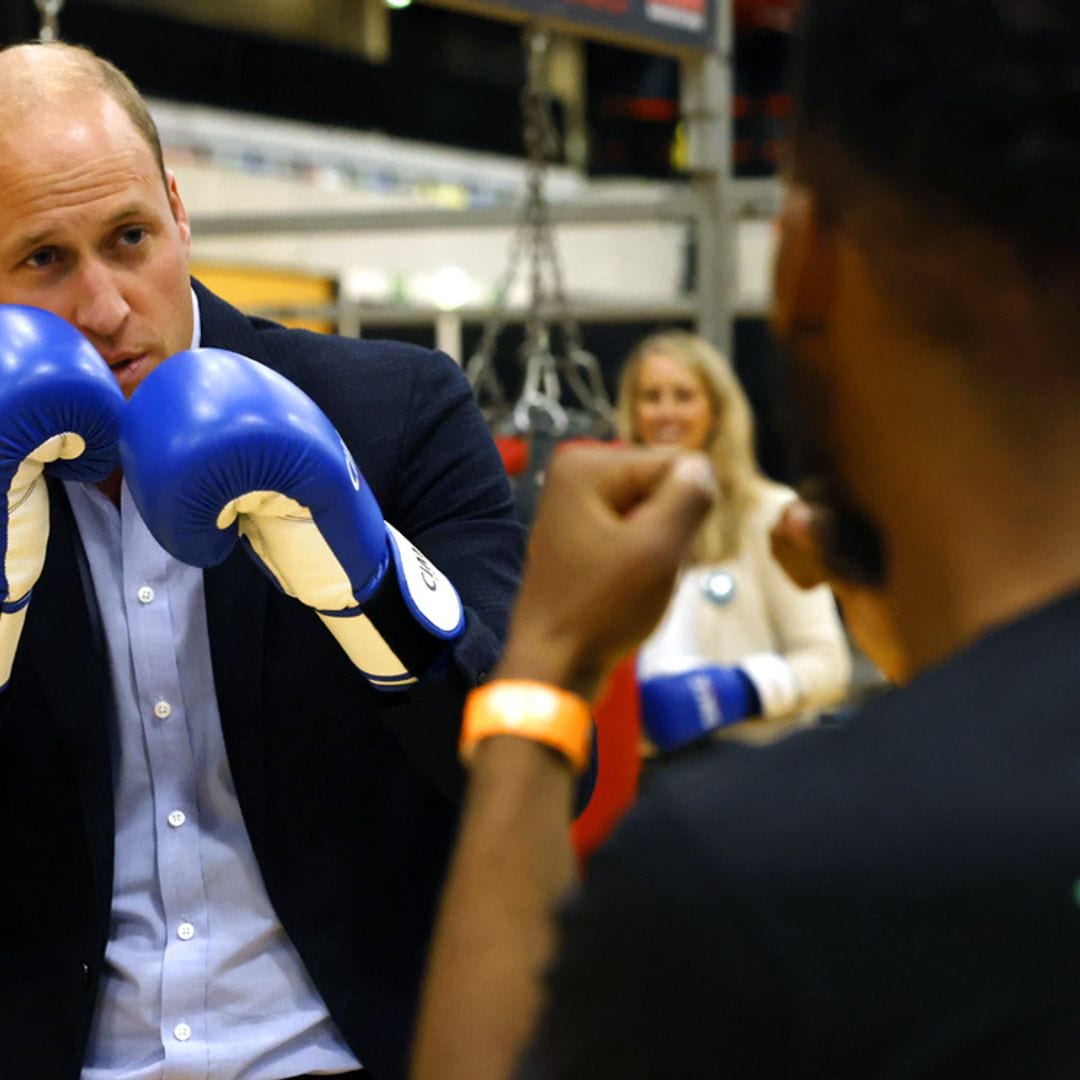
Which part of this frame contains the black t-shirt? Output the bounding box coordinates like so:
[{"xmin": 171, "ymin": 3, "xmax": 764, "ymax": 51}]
[{"xmin": 519, "ymin": 590, "xmax": 1080, "ymax": 1078}]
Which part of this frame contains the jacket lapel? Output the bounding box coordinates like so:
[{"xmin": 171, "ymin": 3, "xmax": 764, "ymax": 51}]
[
  {"xmin": 192, "ymin": 280, "xmax": 274, "ymax": 848},
  {"xmin": 193, "ymin": 278, "xmax": 268, "ymax": 362},
  {"xmin": 30, "ymin": 484, "xmax": 116, "ymax": 919}
]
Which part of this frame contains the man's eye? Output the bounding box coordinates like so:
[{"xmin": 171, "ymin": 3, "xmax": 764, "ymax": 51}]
[
  {"xmin": 119, "ymin": 227, "xmax": 147, "ymax": 246},
  {"xmin": 26, "ymin": 249, "xmax": 57, "ymax": 269}
]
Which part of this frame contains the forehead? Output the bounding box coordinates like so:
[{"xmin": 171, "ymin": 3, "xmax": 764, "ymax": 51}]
[
  {"xmin": 638, "ymin": 350, "xmax": 705, "ymax": 388},
  {"xmin": 0, "ymin": 91, "xmax": 161, "ymax": 232}
]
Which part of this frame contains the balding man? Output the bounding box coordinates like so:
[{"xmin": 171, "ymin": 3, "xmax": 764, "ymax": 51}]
[
  {"xmin": 413, "ymin": 1, "xmax": 1080, "ymax": 1077},
  {"xmin": 0, "ymin": 42, "xmax": 522, "ymax": 1080}
]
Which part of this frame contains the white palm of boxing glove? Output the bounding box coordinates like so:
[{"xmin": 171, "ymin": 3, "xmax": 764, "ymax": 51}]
[
  {"xmin": 220, "ymin": 491, "xmax": 462, "ymax": 682},
  {"xmin": 0, "ymin": 306, "xmax": 126, "ymax": 690},
  {"xmin": 120, "ymin": 348, "xmax": 464, "ymax": 690}
]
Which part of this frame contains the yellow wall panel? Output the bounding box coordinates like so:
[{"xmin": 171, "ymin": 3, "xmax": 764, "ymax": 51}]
[{"xmin": 190, "ymin": 263, "xmax": 336, "ymax": 335}]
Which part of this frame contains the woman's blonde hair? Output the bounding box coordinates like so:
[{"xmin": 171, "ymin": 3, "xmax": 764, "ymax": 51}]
[{"xmin": 616, "ymin": 330, "xmax": 764, "ymax": 562}]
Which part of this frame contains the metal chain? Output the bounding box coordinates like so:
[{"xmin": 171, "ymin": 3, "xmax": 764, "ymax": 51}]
[
  {"xmin": 465, "ymin": 25, "xmax": 614, "ymax": 435},
  {"xmin": 35, "ymin": 0, "xmax": 64, "ymax": 41},
  {"xmin": 516, "ymin": 35, "xmax": 565, "ymax": 434}
]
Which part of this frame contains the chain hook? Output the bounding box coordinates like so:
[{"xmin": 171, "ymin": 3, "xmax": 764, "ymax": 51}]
[
  {"xmin": 35, "ymin": 0, "xmax": 64, "ymax": 42},
  {"xmin": 465, "ymin": 22, "xmax": 615, "ymax": 437}
]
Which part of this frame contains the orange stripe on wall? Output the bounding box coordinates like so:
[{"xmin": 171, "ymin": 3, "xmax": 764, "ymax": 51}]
[{"xmin": 190, "ymin": 262, "xmax": 336, "ymax": 334}]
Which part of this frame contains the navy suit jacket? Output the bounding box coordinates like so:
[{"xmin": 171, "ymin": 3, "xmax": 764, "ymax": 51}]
[{"xmin": 0, "ymin": 282, "xmax": 525, "ymax": 1078}]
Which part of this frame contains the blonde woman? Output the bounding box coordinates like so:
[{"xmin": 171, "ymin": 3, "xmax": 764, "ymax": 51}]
[{"xmin": 618, "ymin": 330, "xmax": 851, "ymax": 745}]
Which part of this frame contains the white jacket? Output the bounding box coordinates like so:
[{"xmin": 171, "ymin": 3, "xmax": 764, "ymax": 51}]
[{"xmin": 638, "ymin": 481, "xmax": 851, "ymax": 742}]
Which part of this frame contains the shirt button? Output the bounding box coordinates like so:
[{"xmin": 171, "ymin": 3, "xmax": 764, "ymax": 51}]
[
  {"xmin": 174, "ymin": 1022, "xmax": 192, "ymax": 1042},
  {"xmin": 167, "ymin": 810, "xmax": 186, "ymax": 828},
  {"xmin": 154, "ymin": 700, "xmax": 172, "ymax": 720},
  {"xmin": 177, "ymin": 921, "xmax": 196, "ymax": 941},
  {"xmin": 137, "ymin": 585, "xmax": 155, "ymax": 605}
]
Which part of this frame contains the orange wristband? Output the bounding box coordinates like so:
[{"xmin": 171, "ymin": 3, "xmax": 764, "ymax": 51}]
[{"xmin": 461, "ymin": 680, "xmax": 593, "ymax": 773}]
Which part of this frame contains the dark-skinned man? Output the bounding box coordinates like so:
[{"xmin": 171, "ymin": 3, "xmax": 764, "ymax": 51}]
[{"xmin": 414, "ymin": 2, "xmax": 1080, "ymax": 1076}]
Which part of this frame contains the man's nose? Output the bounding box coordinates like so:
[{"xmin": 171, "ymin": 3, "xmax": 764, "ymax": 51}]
[{"xmin": 71, "ymin": 261, "xmax": 130, "ymax": 341}]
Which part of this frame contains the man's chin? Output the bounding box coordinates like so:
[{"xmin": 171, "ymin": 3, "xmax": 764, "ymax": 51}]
[
  {"xmin": 775, "ymin": 336, "xmax": 888, "ymax": 587},
  {"xmin": 798, "ymin": 474, "xmax": 888, "ymax": 587}
]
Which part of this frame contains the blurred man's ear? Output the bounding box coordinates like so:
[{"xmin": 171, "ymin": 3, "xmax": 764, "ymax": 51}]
[
  {"xmin": 166, "ymin": 170, "xmax": 192, "ymax": 251},
  {"xmin": 771, "ymin": 183, "xmax": 835, "ymax": 342}
]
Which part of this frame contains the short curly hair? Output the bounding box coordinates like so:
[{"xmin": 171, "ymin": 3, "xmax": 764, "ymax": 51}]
[
  {"xmin": 791, "ymin": 0, "xmax": 1080, "ymax": 265},
  {"xmin": 789, "ymin": 0, "xmax": 1080, "ymax": 360}
]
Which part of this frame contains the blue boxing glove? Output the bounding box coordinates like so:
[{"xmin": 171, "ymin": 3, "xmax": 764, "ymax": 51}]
[
  {"xmin": 0, "ymin": 305, "xmax": 125, "ymax": 691},
  {"xmin": 120, "ymin": 348, "xmax": 464, "ymax": 689},
  {"xmin": 639, "ymin": 665, "xmax": 761, "ymax": 752}
]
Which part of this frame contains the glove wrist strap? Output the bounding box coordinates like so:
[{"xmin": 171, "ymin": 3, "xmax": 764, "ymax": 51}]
[
  {"xmin": 0, "ymin": 593, "xmax": 31, "ymax": 692},
  {"xmin": 321, "ymin": 524, "xmax": 464, "ymax": 691}
]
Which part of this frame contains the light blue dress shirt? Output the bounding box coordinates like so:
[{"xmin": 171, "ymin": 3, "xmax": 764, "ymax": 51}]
[{"xmin": 69, "ymin": 295, "xmax": 360, "ymax": 1080}]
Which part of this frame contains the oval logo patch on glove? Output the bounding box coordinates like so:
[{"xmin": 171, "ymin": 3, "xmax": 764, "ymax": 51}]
[
  {"xmin": 385, "ymin": 522, "xmax": 465, "ymax": 638},
  {"xmin": 340, "ymin": 437, "xmax": 362, "ymax": 492}
]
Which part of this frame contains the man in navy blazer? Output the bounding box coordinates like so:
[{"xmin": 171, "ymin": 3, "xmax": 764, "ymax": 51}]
[{"xmin": 0, "ymin": 41, "xmax": 522, "ymax": 1079}]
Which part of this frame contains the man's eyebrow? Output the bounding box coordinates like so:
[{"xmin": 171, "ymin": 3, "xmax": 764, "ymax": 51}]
[
  {"xmin": 4, "ymin": 203, "xmax": 155, "ymax": 259},
  {"xmin": 103, "ymin": 202, "xmax": 155, "ymax": 226},
  {"xmin": 7, "ymin": 226, "xmax": 58, "ymax": 253}
]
